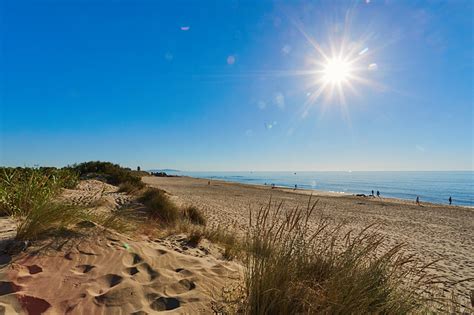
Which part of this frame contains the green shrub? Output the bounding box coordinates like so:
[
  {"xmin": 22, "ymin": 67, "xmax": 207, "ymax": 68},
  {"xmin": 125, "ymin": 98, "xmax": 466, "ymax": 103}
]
[
  {"xmin": 138, "ymin": 188, "xmax": 179, "ymax": 224},
  {"xmin": 69, "ymin": 161, "xmax": 144, "ymax": 189},
  {"xmin": 182, "ymin": 205, "xmax": 206, "ymax": 226},
  {"xmin": 243, "ymin": 199, "xmax": 433, "ymax": 314}
]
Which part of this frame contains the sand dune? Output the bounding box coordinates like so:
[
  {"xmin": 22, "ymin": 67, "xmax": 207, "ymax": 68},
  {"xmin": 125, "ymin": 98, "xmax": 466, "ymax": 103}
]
[
  {"xmin": 0, "ymin": 180, "xmax": 243, "ymax": 314},
  {"xmin": 0, "ymin": 231, "xmax": 242, "ymax": 314}
]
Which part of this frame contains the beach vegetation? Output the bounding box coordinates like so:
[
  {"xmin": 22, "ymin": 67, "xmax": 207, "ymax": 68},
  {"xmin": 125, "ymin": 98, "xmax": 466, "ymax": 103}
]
[
  {"xmin": 0, "ymin": 167, "xmax": 85, "ymax": 240},
  {"xmin": 242, "ymin": 199, "xmax": 437, "ymax": 314},
  {"xmin": 182, "ymin": 205, "xmax": 206, "ymax": 226},
  {"xmin": 138, "ymin": 188, "xmax": 180, "ymax": 224},
  {"xmin": 70, "ymin": 161, "xmax": 144, "ymax": 189},
  {"xmin": 187, "ymin": 228, "xmax": 204, "ymax": 247},
  {"xmin": 15, "ymin": 202, "xmax": 84, "ymax": 241},
  {"xmin": 0, "ymin": 167, "xmax": 78, "ymax": 217}
]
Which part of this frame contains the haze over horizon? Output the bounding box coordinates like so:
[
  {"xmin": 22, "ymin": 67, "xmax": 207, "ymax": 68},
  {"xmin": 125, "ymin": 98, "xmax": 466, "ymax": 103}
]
[{"xmin": 1, "ymin": 0, "xmax": 472, "ymax": 171}]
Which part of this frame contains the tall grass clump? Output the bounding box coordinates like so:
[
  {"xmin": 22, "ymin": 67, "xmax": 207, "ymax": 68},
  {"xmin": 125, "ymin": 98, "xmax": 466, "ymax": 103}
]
[
  {"xmin": 15, "ymin": 202, "xmax": 83, "ymax": 241},
  {"xmin": 182, "ymin": 205, "xmax": 206, "ymax": 226},
  {"xmin": 0, "ymin": 167, "xmax": 84, "ymax": 240},
  {"xmin": 243, "ymin": 199, "xmax": 435, "ymax": 314},
  {"xmin": 138, "ymin": 188, "xmax": 179, "ymax": 225},
  {"xmin": 0, "ymin": 168, "xmax": 78, "ymax": 216}
]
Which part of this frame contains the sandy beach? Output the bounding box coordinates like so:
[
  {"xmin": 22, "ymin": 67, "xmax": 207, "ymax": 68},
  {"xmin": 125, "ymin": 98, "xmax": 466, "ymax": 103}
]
[
  {"xmin": 143, "ymin": 175, "xmax": 474, "ymax": 304},
  {"xmin": 0, "ymin": 174, "xmax": 472, "ymax": 313}
]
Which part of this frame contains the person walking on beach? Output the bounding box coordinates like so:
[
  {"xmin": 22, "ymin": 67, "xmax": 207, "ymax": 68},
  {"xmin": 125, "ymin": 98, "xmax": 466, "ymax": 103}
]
[
  {"xmin": 416, "ymin": 196, "xmax": 420, "ymax": 205},
  {"xmin": 371, "ymin": 190, "xmax": 374, "ymax": 196},
  {"xmin": 294, "ymin": 184, "xmax": 297, "ymax": 190},
  {"xmin": 449, "ymin": 196, "xmax": 452, "ymax": 205},
  {"xmin": 376, "ymin": 190, "xmax": 380, "ymax": 198}
]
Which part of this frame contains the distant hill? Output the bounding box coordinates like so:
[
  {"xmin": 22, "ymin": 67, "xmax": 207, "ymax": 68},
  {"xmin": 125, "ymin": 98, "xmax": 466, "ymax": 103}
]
[{"xmin": 148, "ymin": 169, "xmax": 181, "ymax": 173}]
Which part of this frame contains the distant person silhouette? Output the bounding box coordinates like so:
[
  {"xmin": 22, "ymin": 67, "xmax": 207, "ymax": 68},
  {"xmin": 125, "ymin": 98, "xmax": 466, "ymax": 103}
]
[
  {"xmin": 449, "ymin": 196, "xmax": 452, "ymax": 205},
  {"xmin": 376, "ymin": 190, "xmax": 380, "ymax": 198},
  {"xmin": 371, "ymin": 190, "xmax": 374, "ymax": 196},
  {"xmin": 416, "ymin": 196, "xmax": 420, "ymax": 205},
  {"xmin": 294, "ymin": 184, "xmax": 297, "ymax": 190}
]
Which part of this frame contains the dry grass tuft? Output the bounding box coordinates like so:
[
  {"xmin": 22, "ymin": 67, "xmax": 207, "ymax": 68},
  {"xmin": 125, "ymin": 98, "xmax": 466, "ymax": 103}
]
[
  {"xmin": 118, "ymin": 182, "xmax": 141, "ymax": 194},
  {"xmin": 138, "ymin": 188, "xmax": 179, "ymax": 224},
  {"xmin": 15, "ymin": 202, "xmax": 84, "ymax": 241},
  {"xmin": 182, "ymin": 205, "xmax": 206, "ymax": 226},
  {"xmin": 0, "ymin": 168, "xmax": 77, "ymax": 216},
  {"xmin": 187, "ymin": 229, "xmax": 204, "ymax": 247},
  {"xmin": 0, "ymin": 168, "xmax": 84, "ymax": 240},
  {"xmin": 242, "ymin": 198, "xmax": 442, "ymax": 314}
]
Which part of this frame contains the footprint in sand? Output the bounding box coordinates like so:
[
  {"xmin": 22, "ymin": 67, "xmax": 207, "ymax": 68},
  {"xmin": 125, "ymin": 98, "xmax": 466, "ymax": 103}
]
[
  {"xmin": 175, "ymin": 268, "xmax": 193, "ymax": 277},
  {"xmin": 124, "ymin": 266, "xmax": 139, "ymax": 276},
  {"xmin": 94, "ymin": 287, "xmax": 141, "ymax": 308},
  {"xmin": 16, "ymin": 295, "xmax": 51, "ymax": 315},
  {"xmin": 0, "ymin": 281, "xmax": 22, "ymax": 296},
  {"xmin": 156, "ymin": 249, "xmax": 168, "ymax": 255},
  {"xmin": 166, "ymin": 279, "xmax": 196, "ymax": 295},
  {"xmin": 123, "ymin": 253, "xmax": 144, "ymax": 266},
  {"xmin": 133, "ymin": 263, "xmax": 159, "ymax": 282},
  {"xmin": 149, "ymin": 296, "xmax": 180, "ymax": 311},
  {"xmin": 96, "ymin": 274, "xmax": 123, "ymax": 288},
  {"xmin": 26, "ymin": 265, "xmax": 43, "ymax": 275},
  {"xmin": 178, "ymin": 279, "xmax": 196, "ymax": 291},
  {"xmin": 132, "ymin": 253, "xmax": 144, "ymax": 265},
  {"xmin": 73, "ymin": 264, "xmax": 95, "ymax": 274}
]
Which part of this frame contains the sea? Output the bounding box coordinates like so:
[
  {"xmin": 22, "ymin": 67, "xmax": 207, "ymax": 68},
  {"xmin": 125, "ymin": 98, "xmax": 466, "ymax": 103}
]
[{"xmin": 161, "ymin": 171, "xmax": 473, "ymax": 207}]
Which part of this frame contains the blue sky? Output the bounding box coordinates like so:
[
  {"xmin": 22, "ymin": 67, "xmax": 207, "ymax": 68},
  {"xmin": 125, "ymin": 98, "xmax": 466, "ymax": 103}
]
[{"xmin": 0, "ymin": 0, "xmax": 472, "ymax": 171}]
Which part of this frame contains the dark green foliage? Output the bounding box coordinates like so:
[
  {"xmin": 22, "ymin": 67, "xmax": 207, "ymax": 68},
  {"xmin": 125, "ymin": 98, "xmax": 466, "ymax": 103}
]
[{"xmin": 69, "ymin": 161, "xmax": 144, "ymax": 189}]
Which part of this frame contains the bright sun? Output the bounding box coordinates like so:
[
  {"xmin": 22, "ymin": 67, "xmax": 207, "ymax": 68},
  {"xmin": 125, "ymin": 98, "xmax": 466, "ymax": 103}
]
[{"xmin": 322, "ymin": 58, "xmax": 352, "ymax": 84}]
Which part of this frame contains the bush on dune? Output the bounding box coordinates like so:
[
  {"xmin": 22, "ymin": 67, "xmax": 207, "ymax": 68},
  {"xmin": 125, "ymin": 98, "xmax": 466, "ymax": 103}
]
[
  {"xmin": 243, "ymin": 199, "xmax": 436, "ymax": 315},
  {"xmin": 70, "ymin": 161, "xmax": 144, "ymax": 189}
]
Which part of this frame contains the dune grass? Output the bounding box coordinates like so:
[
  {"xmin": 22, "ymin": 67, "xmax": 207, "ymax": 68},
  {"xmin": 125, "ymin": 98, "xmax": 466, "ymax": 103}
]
[
  {"xmin": 15, "ymin": 202, "xmax": 84, "ymax": 241},
  {"xmin": 0, "ymin": 167, "xmax": 84, "ymax": 240},
  {"xmin": 0, "ymin": 167, "xmax": 78, "ymax": 217},
  {"xmin": 242, "ymin": 199, "xmax": 438, "ymax": 314},
  {"xmin": 138, "ymin": 188, "xmax": 180, "ymax": 224},
  {"xmin": 182, "ymin": 205, "xmax": 207, "ymax": 226}
]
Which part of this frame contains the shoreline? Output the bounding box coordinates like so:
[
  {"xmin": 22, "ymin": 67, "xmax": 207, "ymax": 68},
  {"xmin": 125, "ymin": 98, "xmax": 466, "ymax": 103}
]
[{"xmin": 161, "ymin": 175, "xmax": 472, "ymax": 209}]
